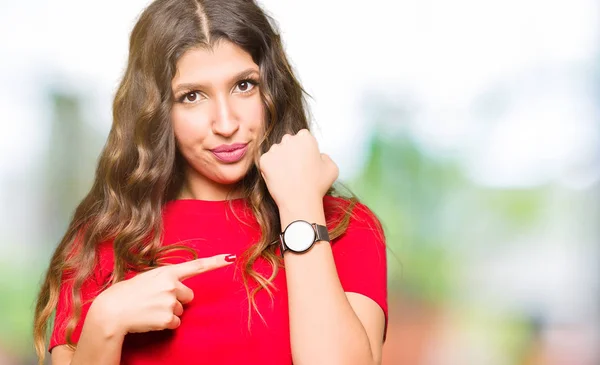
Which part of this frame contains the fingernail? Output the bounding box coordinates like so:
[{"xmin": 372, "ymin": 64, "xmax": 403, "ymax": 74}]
[{"xmin": 224, "ymin": 254, "xmax": 236, "ymax": 263}]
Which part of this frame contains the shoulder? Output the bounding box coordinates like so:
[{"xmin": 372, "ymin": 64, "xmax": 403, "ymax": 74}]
[
  {"xmin": 64, "ymin": 230, "xmax": 115, "ymax": 286},
  {"xmin": 323, "ymin": 196, "xmax": 388, "ymax": 302},
  {"xmin": 323, "ymin": 195, "xmax": 385, "ymax": 244}
]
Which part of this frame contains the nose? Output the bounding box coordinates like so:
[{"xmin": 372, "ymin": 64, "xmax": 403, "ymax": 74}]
[{"xmin": 211, "ymin": 96, "xmax": 239, "ymax": 137}]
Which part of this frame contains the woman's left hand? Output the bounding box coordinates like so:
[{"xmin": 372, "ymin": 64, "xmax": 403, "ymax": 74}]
[{"xmin": 259, "ymin": 129, "xmax": 339, "ymax": 211}]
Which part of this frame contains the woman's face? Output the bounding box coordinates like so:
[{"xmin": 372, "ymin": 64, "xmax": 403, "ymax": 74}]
[{"xmin": 171, "ymin": 40, "xmax": 264, "ymax": 200}]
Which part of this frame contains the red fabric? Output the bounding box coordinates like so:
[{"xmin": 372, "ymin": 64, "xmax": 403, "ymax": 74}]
[{"xmin": 50, "ymin": 196, "xmax": 388, "ymax": 364}]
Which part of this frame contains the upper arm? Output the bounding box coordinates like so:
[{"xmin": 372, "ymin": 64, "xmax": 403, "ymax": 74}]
[
  {"xmin": 50, "ymin": 272, "xmax": 106, "ymax": 352},
  {"xmin": 346, "ymin": 292, "xmax": 386, "ymax": 364},
  {"xmin": 328, "ymin": 199, "xmax": 389, "ymax": 356},
  {"xmin": 50, "ymin": 240, "xmax": 113, "ymax": 352},
  {"xmin": 51, "ymin": 344, "xmax": 75, "ymax": 365}
]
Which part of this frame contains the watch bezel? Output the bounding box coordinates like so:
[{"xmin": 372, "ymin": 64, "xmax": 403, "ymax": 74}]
[{"xmin": 281, "ymin": 220, "xmax": 316, "ymax": 254}]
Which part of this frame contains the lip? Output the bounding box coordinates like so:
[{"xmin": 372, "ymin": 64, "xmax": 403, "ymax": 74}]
[
  {"xmin": 210, "ymin": 143, "xmax": 248, "ymax": 163},
  {"xmin": 211, "ymin": 143, "xmax": 248, "ymax": 153}
]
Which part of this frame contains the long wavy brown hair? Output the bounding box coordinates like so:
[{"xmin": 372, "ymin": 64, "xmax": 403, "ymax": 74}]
[{"xmin": 33, "ymin": 0, "xmax": 375, "ymax": 363}]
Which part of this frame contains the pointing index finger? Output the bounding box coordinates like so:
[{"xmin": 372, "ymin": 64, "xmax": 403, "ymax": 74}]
[{"xmin": 168, "ymin": 254, "xmax": 233, "ymax": 281}]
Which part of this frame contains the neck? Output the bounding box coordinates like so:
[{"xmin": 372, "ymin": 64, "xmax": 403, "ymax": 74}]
[{"xmin": 176, "ymin": 166, "xmax": 242, "ymax": 201}]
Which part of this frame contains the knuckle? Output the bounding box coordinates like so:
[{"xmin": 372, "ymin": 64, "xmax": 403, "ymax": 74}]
[
  {"xmin": 178, "ymin": 284, "xmax": 194, "ymax": 301},
  {"xmin": 161, "ymin": 314, "xmax": 174, "ymax": 327},
  {"xmin": 147, "ymin": 266, "xmax": 165, "ymax": 278},
  {"xmin": 167, "ymin": 297, "xmax": 178, "ymax": 310},
  {"xmin": 195, "ymin": 261, "xmax": 206, "ymax": 272},
  {"xmin": 186, "ymin": 290, "xmax": 195, "ymax": 302},
  {"xmin": 259, "ymin": 153, "xmax": 269, "ymax": 164},
  {"xmin": 156, "ymin": 267, "xmax": 172, "ymax": 279},
  {"xmin": 163, "ymin": 281, "xmax": 177, "ymax": 292}
]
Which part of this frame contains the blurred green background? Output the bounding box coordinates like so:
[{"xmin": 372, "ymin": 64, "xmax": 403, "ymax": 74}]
[{"xmin": 1, "ymin": 0, "xmax": 599, "ymax": 364}]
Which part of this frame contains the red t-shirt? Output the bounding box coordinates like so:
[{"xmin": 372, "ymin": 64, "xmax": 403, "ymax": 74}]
[{"xmin": 50, "ymin": 195, "xmax": 388, "ymax": 364}]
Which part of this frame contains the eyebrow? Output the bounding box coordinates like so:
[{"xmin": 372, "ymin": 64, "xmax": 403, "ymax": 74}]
[{"xmin": 172, "ymin": 68, "xmax": 260, "ymax": 95}]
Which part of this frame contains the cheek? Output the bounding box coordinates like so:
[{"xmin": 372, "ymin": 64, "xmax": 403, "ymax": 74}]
[
  {"xmin": 243, "ymin": 96, "xmax": 265, "ymax": 131},
  {"xmin": 171, "ymin": 107, "xmax": 210, "ymax": 148}
]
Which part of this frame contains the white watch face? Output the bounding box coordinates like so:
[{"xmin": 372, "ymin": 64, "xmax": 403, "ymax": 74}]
[{"xmin": 283, "ymin": 221, "xmax": 315, "ymax": 252}]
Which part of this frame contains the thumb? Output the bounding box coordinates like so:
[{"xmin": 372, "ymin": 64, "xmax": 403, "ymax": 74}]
[
  {"xmin": 320, "ymin": 153, "xmax": 339, "ymax": 179},
  {"xmin": 320, "ymin": 153, "xmax": 333, "ymax": 163}
]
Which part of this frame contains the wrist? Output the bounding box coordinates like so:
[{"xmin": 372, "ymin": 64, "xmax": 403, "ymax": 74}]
[
  {"xmin": 89, "ymin": 296, "xmax": 128, "ymax": 338},
  {"xmin": 278, "ymin": 200, "xmax": 326, "ymax": 229},
  {"xmin": 276, "ymin": 194, "xmax": 323, "ymax": 211}
]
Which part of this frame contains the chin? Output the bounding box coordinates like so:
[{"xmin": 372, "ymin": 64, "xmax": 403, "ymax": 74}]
[
  {"xmin": 216, "ymin": 176, "xmax": 245, "ymax": 185},
  {"xmin": 213, "ymin": 166, "xmax": 250, "ymax": 185}
]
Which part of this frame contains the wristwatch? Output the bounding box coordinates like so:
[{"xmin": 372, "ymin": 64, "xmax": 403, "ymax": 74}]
[{"xmin": 279, "ymin": 220, "xmax": 330, "ymax": 256}]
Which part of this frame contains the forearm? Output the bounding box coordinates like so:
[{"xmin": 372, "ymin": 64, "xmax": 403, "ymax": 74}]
[
  {"xmin": 280, "ymin": 202, "xmax": 377, "ymax": 365},
  {"xmin": 69, "ymin": 302, "xmax": 125, "ymax": 365}
]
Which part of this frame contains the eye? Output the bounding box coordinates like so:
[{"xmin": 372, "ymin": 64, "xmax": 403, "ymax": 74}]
[
  {"xmin": 180, "ymin": 91, "xmax": 201, "ymax": 104},
  {"xmin": 234, "ymin": 79, "xmax": 258, "ymax": 94}
]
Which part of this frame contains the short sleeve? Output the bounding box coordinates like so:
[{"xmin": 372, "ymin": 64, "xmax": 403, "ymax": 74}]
[
  {"xmin": 328, "ymin": 198, "xmax": 388, "ymax": 338},
  {"xmin": 49, "ymin": 240, "xmax": 114, "ymax": 352}
]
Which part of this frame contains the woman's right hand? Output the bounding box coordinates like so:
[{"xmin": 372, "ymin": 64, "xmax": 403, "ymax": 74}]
[{"xmin": 89, "ymin": 254, "xmax": 234, "ymax": 336}]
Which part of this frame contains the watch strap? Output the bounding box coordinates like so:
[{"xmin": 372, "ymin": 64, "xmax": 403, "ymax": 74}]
[{"xmin": 313, "ymin": 223, "xmax": 330, "ymax": 243}]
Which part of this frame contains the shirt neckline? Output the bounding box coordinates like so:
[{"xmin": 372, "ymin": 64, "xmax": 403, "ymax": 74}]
[{"xmin": 164, "ymin": 197, "xmax": 249, "ymax": 213}]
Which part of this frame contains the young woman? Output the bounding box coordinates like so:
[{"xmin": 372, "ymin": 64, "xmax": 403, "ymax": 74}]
[{"xmin": 33, "ymin": 0, "xmax": 388, "ymax": 364}]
